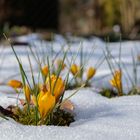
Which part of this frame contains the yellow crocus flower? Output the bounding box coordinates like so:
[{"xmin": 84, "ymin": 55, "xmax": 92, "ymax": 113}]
[
  {"xmin": 23, "ymin": 85, "xmax": 31, "ymax": 103},
  {"xmin": 38, "ymin": 91, "xmax": 55, "ymax": 119},
  {"xmin": 41, "ymin": 65, "xmax": 48, "ymax": 76},
  {"xmin": 7, "ymin": 80, "xmax": 23, "ymax": 89},
  {"xmin": 87, "ymin": 67, "xmax": 96, "ymax": 80},
  {"xmin": 109, "ymin": 70, "xmax": 122, "ymax": 96},
  {"xmin": 46, "ymin": 75, "xmax": 65, "ymax": 101},
  {"xmin": 70, "ymin": 64, "xmax": 80, "ymax": 76}
]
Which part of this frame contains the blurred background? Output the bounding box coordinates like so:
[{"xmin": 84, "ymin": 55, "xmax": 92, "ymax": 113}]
[{"xmin": 0, "ymin": 0, "xmax": 140, "ymax": 41}]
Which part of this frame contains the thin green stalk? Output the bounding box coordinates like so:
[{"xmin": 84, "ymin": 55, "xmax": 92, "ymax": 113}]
[
  {"xmin": 119, "ymin": 34, "xmax": 122, "ymax": 70},
  {"xmin": 0, "ymin": 113, "xmax": 9, "ymax": 120},
  {"xmin": 131, "ymin": 49, "xmax": 137, "ymax": 86},
  {"xmin": 80, "ymin": 43, "xmax": 83, "ymax": 81},
  {"xmin": 47, "ymin": 56, "xmax": 52, "ymax": 94},
  {"xmin": 105, "ymin": 45, "xmax": 134, "ymax": 87},
  {"xmin": 4, "ymin": 36, "xmax": 31, "ymax": 89},
  {"xmin": 27, "ymin": 53, "xmax": 36, "ymax": 88},
  {"xmin": 51, "ymin": 48, "xmax": 68, "ymax": 96},
  {"xmin": 34, "ymin": 69, "xmax": 41, "ymax": 125}
]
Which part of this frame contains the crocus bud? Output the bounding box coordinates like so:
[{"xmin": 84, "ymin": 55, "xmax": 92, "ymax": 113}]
[
  {"xmin": 70, "ymin": 64, "xmax": 79, "ymax": 76},
  {"xmin": 41, "ymin": 65, "xmax": 48, "ymax": 76},
  {"xmin": 7, "ymin": 80, "xmax": 23, "ymax": 89},
  {"xmin": 87, "ymin": 67, "xmax": 96, "ymax": 80}
]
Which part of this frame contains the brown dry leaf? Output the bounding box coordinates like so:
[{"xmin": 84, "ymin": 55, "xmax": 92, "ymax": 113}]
[
  {"xmin": 60, "ymin": 100, "xmax": 75, "ymax": 112},
  {"xmin": 19, "ymin": 99, "xmax": 26, "ymax": 106}
]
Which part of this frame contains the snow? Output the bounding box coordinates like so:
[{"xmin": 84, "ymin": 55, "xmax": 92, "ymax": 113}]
[
  {"xmin": 0, "ymin": 34, "xmax": 140, "ymax": 140},
  {"xmin": 1, "ymin": 89, "xmax": 140, "ymax": 140}
]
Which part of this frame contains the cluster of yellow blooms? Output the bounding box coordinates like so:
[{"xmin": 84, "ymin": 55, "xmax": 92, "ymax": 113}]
[
  {"xmin": 7, "ymin": 62, "xmax": 97, "ymax": 120},
  {"xmin": 70, "ymin": 64, "xmax": 96, "ymax": 81},
  {"xmin": 7, "ymin": 73, "xmax": 65, "ymax": 119}
]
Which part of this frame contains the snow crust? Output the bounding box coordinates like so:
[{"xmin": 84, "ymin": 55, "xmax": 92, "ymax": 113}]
[{"xmin": 1, "ymin": 89, "xmax": 140, "ymax": 140}]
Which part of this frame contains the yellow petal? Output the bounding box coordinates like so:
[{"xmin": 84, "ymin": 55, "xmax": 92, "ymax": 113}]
[
  {"xmin": 110, "ymin": 81, "xmax": 117, "ymax": 88},
  {"xmin": 109, "ymin": 70, "xmax": 122, "ymax": 90},
  {"xmin": 23, "ymin": 85, "xmax": 31, "ymax": 103},
  {"xmin": 38, "ymin": 91, "xmax": 45, "ymax": 103},
  {"xmin": 38, "ymin": 91, "xmax": 55, "ymax": 118},
  {"xmin": 46, "ymin": 75, "xmax": 65, "ymax": 101}
]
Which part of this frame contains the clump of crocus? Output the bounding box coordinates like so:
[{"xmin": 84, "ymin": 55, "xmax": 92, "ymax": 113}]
[
  {"xmin": 2, "ymin": 39, "xmax": 74, "ymax": 126},
  {"xmin": 32, "ymin": 74, "xmax": 65, "ymax": 121},
  {"xmin": 6, "ymin": 73, "xmax": 74, "ymax": 126},
  {"xmin": 69, "ymin": 64, "xmax": 96, "ymax": 89},
  {"xmin": 109, "ymin": 70, "xmax": 123, "ymax": 96}
]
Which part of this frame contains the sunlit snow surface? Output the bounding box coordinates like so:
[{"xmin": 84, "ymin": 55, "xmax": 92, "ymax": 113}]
[{"xmin": 0, "ymin": 34, "xmax": 140, "ymax": 140}]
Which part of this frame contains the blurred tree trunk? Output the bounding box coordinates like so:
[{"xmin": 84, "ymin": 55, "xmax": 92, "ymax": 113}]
[
  {"xmin": 93, "ymin": 0, "xmax": 102, "ymax": 34},
  {"xmin": 121, "ymin": 0, "xmax": 136, "ymax": 34}
]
